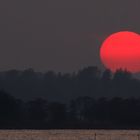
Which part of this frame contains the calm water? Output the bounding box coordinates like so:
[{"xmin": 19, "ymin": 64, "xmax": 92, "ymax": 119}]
[{"xmin": 0, "ymin": 130, "xmax": 139, "ymax": 140}]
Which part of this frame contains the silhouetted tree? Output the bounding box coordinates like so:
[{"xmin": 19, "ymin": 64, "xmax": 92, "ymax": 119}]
[
  {"xmin": 26, "ymin": 98, "xmax": 48, "ymax": 127},
  {"xmin": 47, "ymin": 102, "xmax": 66, "ymax": 127},
  {"xmin": 0, "ymin": 90, "xmax": 22, "ymax": 127}
]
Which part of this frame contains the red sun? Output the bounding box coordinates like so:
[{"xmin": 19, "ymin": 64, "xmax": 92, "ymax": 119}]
[{"xmin": 100, "ymin": 31, "xmax": 140, "ymax": 73}]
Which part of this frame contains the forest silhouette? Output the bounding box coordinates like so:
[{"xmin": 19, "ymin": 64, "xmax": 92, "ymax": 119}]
[{"xmin": 1, "ymin": 66, "xmax": 140, "ymax": 129}]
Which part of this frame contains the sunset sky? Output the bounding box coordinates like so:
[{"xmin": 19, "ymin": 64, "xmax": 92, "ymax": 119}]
[{"xmin": 0, "ymin": 0, "xmax": 139, "ymax": 72}]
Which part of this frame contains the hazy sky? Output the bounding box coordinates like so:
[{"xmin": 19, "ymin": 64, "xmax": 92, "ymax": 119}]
[{"xmin": 0, "ymin": 0, "xmax": 140, "ymax": 72}]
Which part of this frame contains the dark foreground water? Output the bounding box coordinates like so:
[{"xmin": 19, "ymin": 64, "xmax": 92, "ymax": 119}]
[{"xmin": 0, "ymin": 130, "xmax": 139, "ymax": 140}]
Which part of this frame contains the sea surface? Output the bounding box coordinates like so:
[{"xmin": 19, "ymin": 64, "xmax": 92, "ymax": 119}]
[{"xmin": 0, "ymin": 130, "xmax": 139, "ymax": 140}]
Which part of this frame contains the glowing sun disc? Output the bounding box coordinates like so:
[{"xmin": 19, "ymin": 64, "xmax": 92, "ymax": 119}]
[{"xmin": 100, "ymin": 31, "xmax": 140, "ymax": 73}]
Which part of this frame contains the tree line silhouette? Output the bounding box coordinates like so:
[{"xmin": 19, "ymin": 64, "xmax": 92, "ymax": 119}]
[{"xmin": 0, "ymin": 66, "xmax": 140, "ymax": 129}]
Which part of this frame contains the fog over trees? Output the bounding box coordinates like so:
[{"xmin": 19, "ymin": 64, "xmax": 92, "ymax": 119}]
[
  {"xmin": 0, "ymin": 67, "xmax": 140, "ymax": 128},
  {"xmin": 0, "ymin": 66, "xmax": 140, "ymax": 101}
]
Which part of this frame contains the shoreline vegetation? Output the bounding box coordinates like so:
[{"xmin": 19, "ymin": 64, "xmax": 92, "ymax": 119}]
[
  {"xmin": 0, "ymin": 66, "xmax": 140, "ymax": 129},
  {"xmin": 0, "ymin": 130, "xmax": 139, "ymax": 140}
]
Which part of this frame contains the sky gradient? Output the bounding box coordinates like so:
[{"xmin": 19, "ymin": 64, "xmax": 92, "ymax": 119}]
[{"xmin": 0, "ymin": 0, "xmax": 140, "ymax": 72}]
